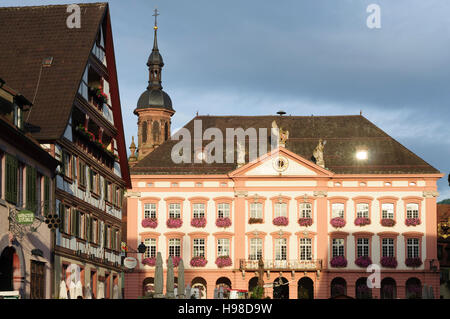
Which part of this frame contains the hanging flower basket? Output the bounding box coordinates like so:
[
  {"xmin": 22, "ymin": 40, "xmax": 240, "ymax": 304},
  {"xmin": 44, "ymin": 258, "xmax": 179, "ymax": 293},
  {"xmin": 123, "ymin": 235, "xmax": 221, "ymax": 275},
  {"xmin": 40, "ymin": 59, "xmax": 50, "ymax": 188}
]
[
  {"xmin": 330, "ymin": 256, "xmax": 347, "ymax": 268},
  {"xmin": 216, "ymin": 217, "xmax": 232, "ymax": 228},
  {"xmin": 215, "ymin": 256, "xmax": 232, "ymax": 268},
  {"xmin": 91, "ymin": 86, "xmax": 108, "ymax": 104},
  {"xmin": 405, "ymin": 218, "xmax": 421, "ymax": 226},
  {"xmin": 381, "ymin": 218, "xmax": 396, "ymax": 227},
  {"xmin": 273, "ymin": 216, "xmax": 289, "ymax": 226},
  {"xmin": 190, "ymin": 256, "xmax": 207, "ymax": 267},
  {"xmin": 191, "ymin": 217, "xmax": 207, "ymax": 228},
  {"xmin": 405, "ymin": 257, "xmax": 422, "ymax": 268},
  {"xmin": 142, "ymin": 257, "xmax": 156, "ymax": 267},
  {"xmin": 167, "ymin": 256, "xmax": 182, "ymax": 267},
  {"xmin": 330, "ymin": 217, "xmax": 346, "ymax": 228},
  {"xmin": 298, "ymin": 217, "xmax": 313, "ymax": 227},
  {"xmin": 355, "ymin": 256, "xmax": 372, "ymax": 268},
  {"xmin": 166, "ymin": 218, "xmax": 182, "ymax": 228},
  {"xmin": 354, "ymin": 217, "xmax": 371, "ymax": 226},
  {"xmin": 248, "ymin": 218, "xmax": 263, "ymax": 224},
  {"xmin": 141, "ymin": 218, "xmax": 158, "ymax": 228},
  {"xmin": 380, "ymin": 256, "xmax": 398, "ymax": 268}
]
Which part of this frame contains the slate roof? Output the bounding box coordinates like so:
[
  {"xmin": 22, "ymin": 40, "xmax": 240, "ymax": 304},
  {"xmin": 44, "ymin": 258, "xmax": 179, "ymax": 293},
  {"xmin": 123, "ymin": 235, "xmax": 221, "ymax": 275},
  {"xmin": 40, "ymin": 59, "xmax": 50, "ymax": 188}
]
[
  {"xmin": 131, "ymin": 115, "xmax": 440, "ymax": 175},
  {"xmin": 0, "ymin": 3, "xmax": 107, "ymax": 140}
]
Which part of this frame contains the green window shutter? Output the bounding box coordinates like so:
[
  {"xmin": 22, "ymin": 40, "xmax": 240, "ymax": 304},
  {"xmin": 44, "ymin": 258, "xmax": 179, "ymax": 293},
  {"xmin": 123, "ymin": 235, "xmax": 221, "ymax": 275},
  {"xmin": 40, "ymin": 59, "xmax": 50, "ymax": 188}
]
[
  {"xmin": 5, "ymin": 155, "xmax": 18, "ymax": 204},
  {"xmin": 76, "ymin": 211, "xmax": 80, "ymax": 237},
  {"xmin": 72, "ymin": 156, "xmax": 76, "ymax": 180},
  {"xmin": 61, "ymin": 152, "xmax": 66, "ymax": 176},
  {"xmin": 44, "ymin": 176, "xmax": 50, "ymax": 215},
  {"xmin": 26, "ymin": 165, "xmax": 32, "ymax": 211},
  {"xmin": 70, "ymin": 209, "xmax": 76, "ymax": 235},
  {"xmin": 59, "ymin": 204, "xmax": 65, "ymax": 233},
  {"xmin": 86, "ymin": 216, "xmax": 91, "ymax": 242},
  {"xmin": 88, "ymin": 168, "xmax": 93, "ymax": 191}
]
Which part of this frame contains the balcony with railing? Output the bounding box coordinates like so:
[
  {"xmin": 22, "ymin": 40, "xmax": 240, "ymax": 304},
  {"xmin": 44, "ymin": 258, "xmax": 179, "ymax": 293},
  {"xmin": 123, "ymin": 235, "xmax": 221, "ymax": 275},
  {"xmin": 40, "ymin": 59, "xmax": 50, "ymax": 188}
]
[{"xmin": 239, "ymin": 259, "xmax": 322, "ymax": 271}]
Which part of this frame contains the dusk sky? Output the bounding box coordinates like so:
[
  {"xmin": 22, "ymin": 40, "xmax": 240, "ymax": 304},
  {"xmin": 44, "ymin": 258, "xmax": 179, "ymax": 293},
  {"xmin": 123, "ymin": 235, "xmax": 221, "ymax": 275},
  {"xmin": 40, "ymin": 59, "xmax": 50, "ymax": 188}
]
[{"xmin": 2, "ymin": 0, "xmax": 450, "ymax": 199}]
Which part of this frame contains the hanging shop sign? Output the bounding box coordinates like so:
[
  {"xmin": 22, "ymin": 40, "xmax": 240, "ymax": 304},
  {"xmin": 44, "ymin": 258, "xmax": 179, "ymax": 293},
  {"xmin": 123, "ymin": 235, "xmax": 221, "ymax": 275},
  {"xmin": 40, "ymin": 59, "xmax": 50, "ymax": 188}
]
[
  {"xmin": 16, "ymin": 210, "xmax": 35, "ymax": 225},
  {"xmin": 123, "ymin": 257, "xmax": 137, "ymax": 269}
]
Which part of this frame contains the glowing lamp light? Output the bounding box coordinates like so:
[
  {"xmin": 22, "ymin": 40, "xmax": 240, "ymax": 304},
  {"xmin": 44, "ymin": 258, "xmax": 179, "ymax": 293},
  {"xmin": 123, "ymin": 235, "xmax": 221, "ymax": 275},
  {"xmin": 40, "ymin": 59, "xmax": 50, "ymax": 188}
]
[{"xmin": 356, "ymin": 150, "xmax": 368, "ymax": 160}]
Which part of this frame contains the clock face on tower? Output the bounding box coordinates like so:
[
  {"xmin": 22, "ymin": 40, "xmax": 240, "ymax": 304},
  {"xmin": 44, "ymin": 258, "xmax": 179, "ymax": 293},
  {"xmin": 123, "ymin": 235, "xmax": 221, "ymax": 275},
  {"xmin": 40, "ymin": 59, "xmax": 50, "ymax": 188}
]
[{"xmin": 272, "ymin": 155, "xmax": 289, "ymax": 172}]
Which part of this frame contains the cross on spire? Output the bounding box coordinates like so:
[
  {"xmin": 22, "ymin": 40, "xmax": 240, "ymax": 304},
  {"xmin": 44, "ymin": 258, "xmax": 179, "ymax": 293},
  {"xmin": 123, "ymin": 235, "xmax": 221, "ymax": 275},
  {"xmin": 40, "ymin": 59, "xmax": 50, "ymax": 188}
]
[{"xmin": 153, "ymin": 8, "xmax": 159, "ymax": 29}]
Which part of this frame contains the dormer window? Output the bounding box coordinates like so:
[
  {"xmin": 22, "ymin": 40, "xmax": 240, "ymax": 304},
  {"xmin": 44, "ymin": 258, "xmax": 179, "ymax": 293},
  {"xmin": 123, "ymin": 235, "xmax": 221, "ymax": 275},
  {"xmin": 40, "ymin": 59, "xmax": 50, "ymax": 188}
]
[{"xmin": 13, "ymin": 103, "xmax": 23, "ymax": 129}]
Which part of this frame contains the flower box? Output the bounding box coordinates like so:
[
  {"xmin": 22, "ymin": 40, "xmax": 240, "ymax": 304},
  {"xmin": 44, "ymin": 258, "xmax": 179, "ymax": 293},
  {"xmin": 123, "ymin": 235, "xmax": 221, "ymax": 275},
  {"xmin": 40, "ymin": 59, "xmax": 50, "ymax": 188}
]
[
  {"xmin": 190, "ymin": 256, "xmax": 207, "ymax": 267},
  {"xmin": 330, "ymin": 256, "xmax": 347, "ymax": 268},
  {"xmin": 191, "ymin": 217, "xmax": 207, "ymax": 228},
  {"xmin": 354, "ymin": 217, "xmax": 371, "ymax": 226},
  {"xmin": 273, "ymin": 216, "xmax": 289, "ymax": 226},
  {"xmin": 298, "ymin": 217, "xmax": 313, "ymax": 227},
  {"xmin": 330, "ymin": 217, "xmax": 346, "ymax": 228},
  {"xmin": 167, "ymin": 256, "xmax": 181, "ymax": 267},
  {"xmin": 405, "ymin": 257, "xmax": 422, "ymax": 268},
  {"xmin": 166, "ymin": 218, "xmax": 182, "ymax": 228},
  {"xmin": 142, "ymin": 257, "xmax": 156, "ymax": 267},
  {"xmin": 215, "ymin": 256, "xmax": 232, "ymax": 268},
  {"xmin": 248, "ymin": 218, "xmax": 263, "ymax": 224},
  {"xmin": 215, "ymin": 217, "xmax": 232, "ymax": 228},
  {"xmin": 141, "ymin": 218, "xmax": 158, "ymax": 228},
  {"xmin": 355, "ymin": 256, "xmax": 372, "ymax": 268},
  {"xmin": 381, "ymin": 218, "xmax": 396, "ymax": 227},
  {"xmin": 380, "ymin": 256, "xmax": 398, "ymax": 268},
  {"xmin": 405, "ymin": 218, "xmax": 421, "ymax": 226}
]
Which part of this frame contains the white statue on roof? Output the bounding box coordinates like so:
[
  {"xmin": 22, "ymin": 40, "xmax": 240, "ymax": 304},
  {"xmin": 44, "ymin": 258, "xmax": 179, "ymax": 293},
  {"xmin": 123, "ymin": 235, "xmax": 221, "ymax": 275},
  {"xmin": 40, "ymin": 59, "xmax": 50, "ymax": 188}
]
[{"xmin": 313, "ymin": 139, "xmax": 326, "ymax": 168}]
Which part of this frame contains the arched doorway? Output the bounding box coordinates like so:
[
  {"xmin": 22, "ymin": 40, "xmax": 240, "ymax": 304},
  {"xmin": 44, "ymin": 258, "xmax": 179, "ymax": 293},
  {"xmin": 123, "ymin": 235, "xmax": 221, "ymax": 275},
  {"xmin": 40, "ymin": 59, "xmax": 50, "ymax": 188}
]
[
  {"xmin": 405, "ymin": 277, "xmax": 422, "ymax": 299},
  {"xmin": 0, "ymin": 246, "xmax": 16, "ymax": 291},
  {"xmin": 298, "ymin": 277, "xmax": 314, "ymax": 299},
  {"xmin": 142, "ymin": 277, "xmax": 154, "ymax": 297},
  {"xmin": 273, "ymin": 276, "xmax": 289, "ymax": 299},
  {"xmin": 355, "ymin": 277, "xmax": 372, "ymax": 299},
  {"xmin": 381, "ymin": 277, "xmax": 397, "ymax": 299},
  {"xmin": 330, "ymin": 277, "xmax": 347, "ymax": 298},
  {"xmin": 191, "ymin": 277, "xmax": 207, "ymax": 299},
  {"xmin": 216, "ymin": 277, "xmax": 231, "ymax": 299}
]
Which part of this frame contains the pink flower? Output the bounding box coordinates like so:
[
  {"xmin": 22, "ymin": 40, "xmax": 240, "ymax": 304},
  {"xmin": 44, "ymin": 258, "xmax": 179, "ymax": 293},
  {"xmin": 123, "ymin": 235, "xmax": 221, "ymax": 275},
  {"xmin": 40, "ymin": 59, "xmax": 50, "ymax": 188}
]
[
  {"xmin": 190, "ymin": 256, "xmax": 207, "ymax": 267},
  {"xmin": 330, "ymin": 217, "xmax": 346, "ymax": 228},
  {"xmin": 354, "ymin": 217, "xmax": 371, "ymax": 226},
  {"xmin": 142, "ymin": 257, "xmax": 156, "ymax": 266},
  {"xmin": 215, "ymin": 217, "xmax": 232, "ymax": 228},
  {"xmin": 405, "ymin": 257, "xmax": 422, "ymax": 267},
  {"xmin": 380, "ymin": 256, "xmax": 398, "ymax": 268},
  {"xmin": 355, "ymin": 256, "xmax": 372, "ymax": 268},
  {"xmin": 298, "ymin": 217, "xmax": 313, "ymax": 227},
  {"xmin": 166, "ymin": 218, "xmax": 182, "ymax": 228},
  {"xmin": 272, "ymin": 216, "xmax": 289, "ymax": 226},
  {"xmin": 141, "ymin": 218, "xmax": 158, "ymax": 228},
  {"xmin": 381, "ymin": 218, "xmax": 396, "ymax": 227},
  {"xmin": 405, "ymin": 218, "xmax": 421, "ymax": 226},
  {"xmin": 191, "ymin": 217, "xmax": 207, "ymax": 228},
  {"xmin": 215, "ymin": 256, "xmax": 232, "ymax": 268},
  {"xmin": 330, "ymin": 256, "xmax": 347, "ymax": 268},
  {"xmin": 167, "ymin": 256, "xmax": 182, "ymax": 267}
]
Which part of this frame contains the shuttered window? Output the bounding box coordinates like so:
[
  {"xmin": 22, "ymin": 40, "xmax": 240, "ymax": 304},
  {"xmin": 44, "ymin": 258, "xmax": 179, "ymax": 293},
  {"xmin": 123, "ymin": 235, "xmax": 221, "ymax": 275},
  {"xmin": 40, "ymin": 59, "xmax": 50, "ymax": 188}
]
[
  {"xmin": 5, "ymin": 154, "xmax": 18, "ymax": 204},
  {"xmin": 26, "ymin": 165, "xmax": 37, "ymax": 214},
  {"xmin": 78, "ymin": 161, "xmax": 86, "ymax": 187},
  {"xmin": 44, "ymin": 176, "xmax": 50, "ymax": 215}
]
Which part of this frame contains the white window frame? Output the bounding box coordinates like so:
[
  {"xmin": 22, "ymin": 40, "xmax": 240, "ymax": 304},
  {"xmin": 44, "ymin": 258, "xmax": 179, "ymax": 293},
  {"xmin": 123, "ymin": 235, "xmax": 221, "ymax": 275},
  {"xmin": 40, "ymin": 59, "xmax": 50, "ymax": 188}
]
[
  {"xmin": 144, "ymin": 203, "xmax": 157, "ymax": 219},
  {"xmin": 356, "ymin": 238, "xmax": 369, "ymax": 258},
  {"xmin": 217, "ymin": 238, "xmax": 230, "ymax": 257},
  {"xmin": 249, "ymin": 238, "xmax": 263, "ymax": 260},
  {"xmin": 406, "ymin": 203, "xmax": 419, "ymax": 219},
  {"xmin": 218, "ymin": 203, "xmax": 230, "ymax": 218},
  {"xmin": 169, "ymin": 203, "xmax": 181, "ymax": 219},
  {"xmin": 381, "ymin": 203, "xmax": 394, "ymax": 219},
  {"xmin": 356, "ymin": 203, "xmax": 369, "ymax": 218},
  {"xmin": 332, "ymin": 238, "xmax": 345, "ymax": 257},
  {"xmin": 275, "ymin": 238, "xmax": 287, "ymax": 261},
  {"xmin": 250, "ymin": 203, "xmax": 263, "ymax": 219},
  {"xmin": 168, "ymin": 238, "xmax": 181, "ymax": 257},
  {"xmin": 274, "ymin": 202, "xmax": 287, "ymax": 218},
  {"xmin": 331, "ymin": 203, "xmax": 345, "ymax": 218},
  {"xmin": 144, "ymin": 238, "xmax": 156, "ymax": 259},
  {"xmin": 382, "ymin": 238, "xmax": 395, "ymax": 257},
  {"xmin": 299, "ymin": 238, "xmax": 312, "ymax": 261},
  {"xmin": 193, "ymin": 238, "xmax": 205, "ymax": 257},
  {"xmin": 407, "ymin": 238, "xmax": 420, "ymax": 259},
  {"xmin": 300, "ymin": 203, "xmax": 312, "ymax": 219},
  {"xmin": 193, "ymin": 203, "xmax": 205, "ymax": 219}
]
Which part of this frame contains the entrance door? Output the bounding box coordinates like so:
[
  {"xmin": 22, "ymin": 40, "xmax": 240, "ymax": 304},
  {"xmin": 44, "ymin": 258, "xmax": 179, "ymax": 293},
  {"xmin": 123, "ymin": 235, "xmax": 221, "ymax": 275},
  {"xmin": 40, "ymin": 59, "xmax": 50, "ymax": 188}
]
[
  {"xmin": 298, "ymin": 277, "xmax": 314, "ymax": 299},
  {"xmin": 30, "ymin": 260, "xmax": 46, "ymax": 299}
]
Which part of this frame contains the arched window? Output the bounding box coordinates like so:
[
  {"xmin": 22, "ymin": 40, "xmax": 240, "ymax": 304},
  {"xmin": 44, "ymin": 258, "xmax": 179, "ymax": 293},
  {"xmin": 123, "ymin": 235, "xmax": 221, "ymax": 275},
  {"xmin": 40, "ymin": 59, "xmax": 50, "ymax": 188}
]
[
  {"xmin": 152, "ymin": 121, "xmax": 160, "ymax": 143},
  {"xmin": 381, "ymin": 277, "xmax": 397, "ymax": 299},
  {"xmin": 355, "ymin": 277, "xmax": 372, "ymax": 299},
  {"xmin": 330, "ymin": 277, "xmax": 347, "ymax": 298},
  {"xmin": 142, "ymin": 121, "xmax": 147, "ymax": 144},
  {"xmin": 164, "ymin": 122, "xmax": 169, "ymax": 141}
]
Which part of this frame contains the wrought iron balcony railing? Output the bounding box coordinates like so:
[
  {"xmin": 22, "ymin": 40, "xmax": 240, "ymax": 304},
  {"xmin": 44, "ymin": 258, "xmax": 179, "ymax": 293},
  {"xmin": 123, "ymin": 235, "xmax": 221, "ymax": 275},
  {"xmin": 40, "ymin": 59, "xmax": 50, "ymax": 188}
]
[{"xmin": 239, "ymin": 259, "xmax": 322, "ymax": 271}]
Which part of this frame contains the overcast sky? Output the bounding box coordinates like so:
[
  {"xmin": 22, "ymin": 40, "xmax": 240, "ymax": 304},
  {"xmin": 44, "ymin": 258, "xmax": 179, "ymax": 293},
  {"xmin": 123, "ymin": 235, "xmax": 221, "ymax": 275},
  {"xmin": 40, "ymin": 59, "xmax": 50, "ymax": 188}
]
[{"xmin": 3, "ymin": 0, "xmax": 450, "ymax": 199}]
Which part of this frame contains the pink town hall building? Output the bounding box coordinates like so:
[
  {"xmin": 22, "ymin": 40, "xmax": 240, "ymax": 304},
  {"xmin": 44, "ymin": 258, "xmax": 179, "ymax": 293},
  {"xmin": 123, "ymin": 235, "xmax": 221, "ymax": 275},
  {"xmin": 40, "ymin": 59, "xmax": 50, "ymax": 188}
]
[{"xmin": 124, "ymin": 20, "xmax": 442, "ymax": 299}]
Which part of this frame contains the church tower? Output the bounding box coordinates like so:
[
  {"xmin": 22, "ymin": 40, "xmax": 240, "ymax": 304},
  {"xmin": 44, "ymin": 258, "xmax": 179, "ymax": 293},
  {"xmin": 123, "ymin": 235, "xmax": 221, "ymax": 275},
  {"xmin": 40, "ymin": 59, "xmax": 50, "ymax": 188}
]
[{"xmin": 133, "ymin": 9, "xmax": 174, "ymax": 162}]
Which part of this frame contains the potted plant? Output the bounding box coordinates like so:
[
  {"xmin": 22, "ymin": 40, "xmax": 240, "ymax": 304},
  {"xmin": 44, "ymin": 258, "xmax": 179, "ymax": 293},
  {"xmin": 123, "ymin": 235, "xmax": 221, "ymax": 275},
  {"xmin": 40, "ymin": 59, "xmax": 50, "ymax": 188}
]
[
  {"xmin": 405, "ymin": 218, "xmax": 421, "ymax": 226},
  {"xmin": 191, "ymin": 217, "xmax": 207, "ymax": 228},
  {"xmin": 330, "ymin": 255, "xmax": 347, "ymax": 268},
  {"xmin": 405, "ymin": 257, "xmax": 422, "ymax": 268},
  {"xmin": 190, "ymin": 256, "xmax": 207, "ymax": 267},
  {"xmin": 381, "ymin": 218, "xmax": 396, "ymax": 227},
  {"xmin": 380, "ymin": 256, "xmax": 398, "ymax": 268},
  {"xmin": 215, "ymin": 256, "xmax": 232, "ymax": 268},
  {"xmin": 273, "ymin": 216, "xmax": 289, "ymax": 226},
  {"xmin": 166, "ymin": 218, "xmax": 182, "ymax": 228},
  {"xmin": 298, "ymin": 217, "xmax": 313, "ymax": 227},
  {"xmin": 215, "ymin": 217, "xmax": 232, "ymax": 228},
  {"xmin": 355, "ymin": 256, "xmax": 372, "ymax": 268},
  {"xmin": 354, "ymin": 217, "xmax": 371, "ymax": 226},
  {"xmin": 248, "ymin": 218, "xmax": 263, "ymax": 224},
  {"xmin": 141, "ymin": 218, "xmax": 158, "ymax": 228},
  {"xmin": 330, "ymin": 217, "xmax": 346, "ymax": 228},
  {"xmin": 142, "ymin": 257, "xmax": 156, "ymax": 267}
]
